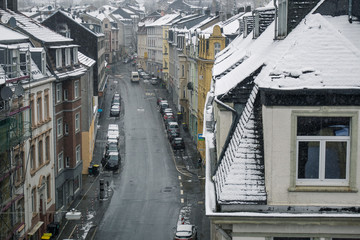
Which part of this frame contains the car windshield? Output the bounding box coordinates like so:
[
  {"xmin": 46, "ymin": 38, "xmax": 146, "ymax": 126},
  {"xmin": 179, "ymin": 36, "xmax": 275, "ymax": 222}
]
[
  {"xmin": 108, "ymin": 155, "xmax": 119, "ymax": 162},
  {"xmin": 169, "ymin": 125, "xmax": 178, "ymax": 129}
]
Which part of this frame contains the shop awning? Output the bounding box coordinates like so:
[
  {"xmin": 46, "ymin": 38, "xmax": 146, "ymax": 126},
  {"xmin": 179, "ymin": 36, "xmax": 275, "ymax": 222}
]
[{"xmin": 28, "ymin": 221, "xmax": 44, "ymax": 236}]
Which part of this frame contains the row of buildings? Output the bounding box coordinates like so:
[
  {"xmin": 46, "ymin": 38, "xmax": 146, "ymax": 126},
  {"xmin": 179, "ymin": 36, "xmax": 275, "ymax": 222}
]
[
  {"xmin": 0, "ymin": 0, "xmax": 145, "ymax": 239},
  {"xmin": 137, "ymin": 2, "xmax": 255, "ymax": 161}
]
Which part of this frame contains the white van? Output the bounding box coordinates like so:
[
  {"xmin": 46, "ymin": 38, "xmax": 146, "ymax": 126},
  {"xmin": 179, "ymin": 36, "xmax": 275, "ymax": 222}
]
[{"xmin": 131, "ymin": 71, "xmax": 139, "ymax": 83}]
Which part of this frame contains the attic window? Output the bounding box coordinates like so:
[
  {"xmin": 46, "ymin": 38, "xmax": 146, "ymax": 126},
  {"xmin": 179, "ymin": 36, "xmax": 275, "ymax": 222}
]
[
  {"xmin": 73, "ymin": 47, "xmax": 78, "ymax": 64},
  {"xmin": 277, "ymin": 0, "xmax": 288, "ymax": 38},
  {"xmin": 56, "ymin": 49, "xmax": 62, "ymax": 69}
]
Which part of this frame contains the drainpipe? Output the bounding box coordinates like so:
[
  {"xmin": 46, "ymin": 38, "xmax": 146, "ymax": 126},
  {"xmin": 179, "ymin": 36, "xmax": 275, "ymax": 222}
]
[
  {"xmin": 214, "ymin": 96, "xmax": 236, "ymax": 113},
  {"xmin": 273, "ymin": 0, "xmax": 278, "ymax": 39},
  {"xmin": 349, "ymin": 0, "xmax": 353, "ymax": 23}
]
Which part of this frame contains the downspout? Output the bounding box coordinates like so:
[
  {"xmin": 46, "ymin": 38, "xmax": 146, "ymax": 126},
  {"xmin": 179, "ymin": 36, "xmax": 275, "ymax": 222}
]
[
  {"xmin": 273, "ymin": 0, "xmax": 278, "ymax": 39},
  {"xmin": 348, "ymin": 0, "xmax": 353, "ymax": 23}
]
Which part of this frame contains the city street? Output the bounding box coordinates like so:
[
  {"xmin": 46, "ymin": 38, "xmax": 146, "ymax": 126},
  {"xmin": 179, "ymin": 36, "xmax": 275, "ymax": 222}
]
[{"xmin": 56, "ymin": 62, "xmax": 209, "ymax": 240}]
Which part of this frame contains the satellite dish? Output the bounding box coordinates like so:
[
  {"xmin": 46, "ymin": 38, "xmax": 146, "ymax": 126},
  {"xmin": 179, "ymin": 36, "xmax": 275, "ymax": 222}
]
[
  {"xmin": 0, "ymin": 86, "xmax": 13, "ymax": 100},
  {"xmin": 89, "ymin": 24, "xmax": 94, "ymax": 30},
  {"xmin": 14, "ymin": 85, "xmax": 24, "ymax": 97},
  {"xmin": 1, "ymin": 15, "xmax": 9, "ymax": 24}
]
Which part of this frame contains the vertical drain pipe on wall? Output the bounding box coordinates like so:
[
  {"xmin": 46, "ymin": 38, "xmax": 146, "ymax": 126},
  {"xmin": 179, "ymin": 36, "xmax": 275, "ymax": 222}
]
[{"xmin": 273, "ymin": 0, "xmax": 278, "ymax": 39}]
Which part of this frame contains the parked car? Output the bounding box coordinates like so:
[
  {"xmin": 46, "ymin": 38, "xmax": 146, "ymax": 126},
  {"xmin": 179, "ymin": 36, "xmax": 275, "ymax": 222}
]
[
  {"xmin": 150, "ymin": 77, "xmax": 158, "ymax": 85},
  {"xmin": 102, "ymin": 152, "xmax": 120, "ymax": 170},
  {"xmin": 112, "ymin": 93, "xmax": 120, "ymax": 105},
  {"xmin": 163, "ymin": 108, "xmax": 173, "ymax": 116},
  {"xmin": 171, "ymin": 137, "xmax": 185, "ymax": 150},
  {"xmin": 174, "ymin": 224, "xmax": 197, "ymax": 240},
  {"xmin": 167, "ymin": 122, "xmax": 180, "ymax": 134},
  {"xmin": 157, "ymin": 97, "xmax": 164, "ymax": 105},
  {"xmin": 168, "ymin": 131, "xmax": 180, "ymax": 142},
  {"xmin": 107, "ymin": 129, "xmax": 119, "ymax": 141},
  {"xmin": 104, "ymin": 142, "xmax": 119, "ymax": 158},
  {"xmin": 110, "ymin": 104, "xmax": 120, "ymax": 117},
  {"xmin": 108, "ymin": 124, "xmax": 119, "ymax": 132},
  {"xmin": 159, "ymin": 102, "xmax": 169, "ymax": 114},
  {"xmin": 164, "ymin": 112, "xmax": 175, "ymax": 121}
]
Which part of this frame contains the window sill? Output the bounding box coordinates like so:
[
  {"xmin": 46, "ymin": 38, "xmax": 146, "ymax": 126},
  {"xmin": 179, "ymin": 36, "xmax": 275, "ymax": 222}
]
[{"xmin": 289, "ymin": 186, "xmax": 358, "ymax": 193}]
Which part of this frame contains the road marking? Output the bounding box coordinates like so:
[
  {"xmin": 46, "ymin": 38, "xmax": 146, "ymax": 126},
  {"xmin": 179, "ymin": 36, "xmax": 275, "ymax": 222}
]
[
  {"xmin": 180, "ymin": 190, "xmax": 183, "ymax": 195},
  {"xmin": 181, "ymin": 198, "xmax": 184, "ymax": 203},
  {"xmin": 145, "ymin": 92, "xmax": 155, "ymax": 96},
  {"xmin": 198, "ymin": 201, "xmax": 204, "ymax": 204},
  {"xmin": 178, "ymin": 175, "xmax": 181, "ymax": 180},
  {"xmin": 137, "ymin": 108, "xmax": 144, "ymax": 112}
]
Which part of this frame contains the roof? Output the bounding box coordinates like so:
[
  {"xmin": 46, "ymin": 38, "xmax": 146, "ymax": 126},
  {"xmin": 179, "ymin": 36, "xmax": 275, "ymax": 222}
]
[
  {"xmin": 78, "ymin": 52, "xmax": 96, "ymax": 67},
  {"xmin": 0, "ymin": 25, "xmax": 28, "ymax": 42},
  {"xmin": 146, "ymin": 13, "xmax": 180, "ymax": 27},
  {"xmin": 206, "ymin": 4, "xmax": 360, "ymax": 214},
  {"xmin": 0, "ymin": 9, "xmax": 72, "ymax": 43}
]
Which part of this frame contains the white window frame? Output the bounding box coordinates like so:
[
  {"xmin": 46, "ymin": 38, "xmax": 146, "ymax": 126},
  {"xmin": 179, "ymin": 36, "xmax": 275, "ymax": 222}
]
[
  {"xmin": 75, "ymin": 113, "xmax": 80, "ymax": 132},
  {"xmin": 76, "ymin": 145, "xmax": 81, "ymax": 163},
  {"xmin": 74, "ymin": 80, "xmax": 79, "ymax": 99},
  {"xmin": 56, "ymin": 49, "xmax": 62, "ymax": 68},
  {"xmin": 64, "ymin": 89, "xmax": 68, "ymax": 101},
  {"xmin": 56, "ymin": 83, "xmax": 62, "ymax": 103},
  {"xmin": 64, "ymin": 122, "xmax": 69, "ymax": 135},
  {"xmin": 65, "ymin": 156, "xmax": 70, "ymax": 168},
  {"xmin": 58, "ymin": 152, "xmax": 64, "ymax": 171},
  {"xmin": 41, "ymin": 51, "xmax": 46, "ymax": 74},
  {"xmin": 291, "ymin": 111, "xmax": 358, "ymax": 190},
  {"xmin": 277, "ymin": 0, "xmax": 288, "ymax": 38},
  {"xmin": 65, "ymin": 48, "xmax": 71, "ymax": 66},
  {"xmin": 73, "ymin": 47, "xmax": 78, "ymax": 64},
  {"xmin": 57, "ymin": 117, "xmax": 63, "ymax": 138}
]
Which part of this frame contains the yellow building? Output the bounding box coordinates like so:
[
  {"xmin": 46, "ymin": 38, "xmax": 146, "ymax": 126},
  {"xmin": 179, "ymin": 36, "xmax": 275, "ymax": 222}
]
[{"xmin": 197, "ymin": 25, "xmax": 225, "ymax": 161}]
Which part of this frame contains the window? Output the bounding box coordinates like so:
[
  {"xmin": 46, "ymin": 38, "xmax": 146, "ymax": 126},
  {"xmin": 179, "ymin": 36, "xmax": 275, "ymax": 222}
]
[
  {"xmin": 38, "ymin": 140, "xmax": 43, "ymax": 166},
  {"xmin": 56, "ymin": 83, "xmax": 62, "ymax": 103},
  {"xmin": 65, "ymin": 48, "xmax": 71, "ymax": 66},
  {"xmin": 75, "ymin": 113, "xmax": 80, "ymax": 132},
  {"xmin": 65, "ymin": 157, "xmax": 70, "ymax": 168},
  {"xmin": 105, "ymin": 23, "xmax": 108, "ymax": 28},
  {"xmin": 30, "ymin": 145, "xmax": 35, "ymax": 170},
  {"xmin": 64, "ymin": 89, "xmax": 68, "ymax": 101},
  {"xmin": 73, "ymin": 47, "xmax": 78, "ymax": 64},
  {"xmin": 37, "ymin": 97, "xmax": 42, "ymax": 123},
  {"xmin": 41, "ymin": 51, "xmax": 46, "ymax": 74},
  {"xmin": 74, "ymin": 80, "xmax": 79, "ymax": 99},
  {"xmin": 277, "ymin": 0, "xmax": 288, "ymax": 38},
  {"xmin": 57, "ymin": 118, "xmax": 63, "ymax": 138},
  {"xmin": 31, "ymin": 188, "xmax": 36, "ymax": 213},
  {"xmin": 214, "ymin": 42, "xmax": 221, "ymax": 56},
  {"xmin": 30, "ymin": 99, "xmax": 35, "ymax": 126},
  {"xmin": 56, "ymin": 49, "xmax": 62, "ymax": 68},
  {"xmin": 45, "ymin": 136, "xmax": 50, "ymax": 162},
  {"xmin": 58, "ymin": 152, "xmax": 64, "ymax": 171},
  {"xmin": 46, "ymin": 175, "xmax": 51, "ymax": 200},
  {"xmin": 182, "ymin": 65, "xmax": 184, "ymax": 77},
  {"xmin": 76, "ymin": 145, "xmax": 81, "ymax": 163},
  {"xmin": 64, "ymin": 123, "xmax": 69, "ymax": 135},
  {"xmin": 15, "ymin": 150, "xmax": 24, "ymax": 183},
  {"xmin": 296, "ymin": 116, "xmax": 350, "ymax": 186},
  {"xmin": 44, "ymin": 94, "xmax": 49, "ymax": 120}
]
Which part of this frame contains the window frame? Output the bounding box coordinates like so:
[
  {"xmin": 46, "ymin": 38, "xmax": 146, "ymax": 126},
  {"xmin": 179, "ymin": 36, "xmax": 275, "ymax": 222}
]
[
  {"xmin": 290, "ymin": 110, "xmax": 358, "ymax": 191},
  {"xmin": 73, "ymin": 47, "xmax": 78, "ymax": 64},
  {"xmin": 56, "ymin": 83, "xmax": 62, "ymax": 103},
  {"xmin": 58, "ymin": 151, "xmax": 64, "ymax": 171},
  {"xmin": 75, "ymin": 113, "xmax": 80, "ymax": 132},
  {"xmin": 74, "ymin": 80, "xmax": 79, "ymax": 99},
  {"xmin": 57, "ymin": 117, "xmax": 63, "ymax": 138},
  {"xmin": 76, "ymin": 145, "xmax": 81, "ymax": 163},
  {"xmin": 56, "ymin": 48, "xmax": 62, "ymax": 68},
  {"xmin": 65, "ymin": 48, "xmax": 71, "ymax": 66}
]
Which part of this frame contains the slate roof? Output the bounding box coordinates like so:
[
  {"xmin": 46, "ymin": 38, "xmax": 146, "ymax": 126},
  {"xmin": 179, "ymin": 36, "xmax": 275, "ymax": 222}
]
[{"xmin": 0, "ymin": 9, "xmax": 72, "ymax": 43}]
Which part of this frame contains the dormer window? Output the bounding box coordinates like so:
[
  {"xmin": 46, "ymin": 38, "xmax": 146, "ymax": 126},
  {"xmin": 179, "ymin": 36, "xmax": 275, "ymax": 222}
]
[
  {"xmin": 277, "ymin": 0, "xmax": 288, "ymax": 38},
  {"xmin": 214, "ymin": 42, "xmax": 221, "ymax": 57},
  {"xmin": 56, "ymin": 49, "xmax": 62, "ymax": 69},
  {"xmin": 73, "ymin": 47, "xmax": 78, "ymax": 65},
  {"xmin": 41, "ymin": 51, "xmax": 46, "ymax": 74},
  {"xmin": 65, "ymin": 48, "xmax": 71, "ymax": 66}
]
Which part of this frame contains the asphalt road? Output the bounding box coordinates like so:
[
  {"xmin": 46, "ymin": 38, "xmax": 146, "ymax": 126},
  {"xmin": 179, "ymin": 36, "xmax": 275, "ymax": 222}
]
[{"xmin": 94, "ymin": 63, "xmax": 182, "ymax": 239}]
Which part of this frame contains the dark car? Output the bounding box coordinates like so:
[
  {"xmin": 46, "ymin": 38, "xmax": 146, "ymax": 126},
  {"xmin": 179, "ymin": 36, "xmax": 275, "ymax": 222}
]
[
  {"xmin": 105, "ymin": 142, "xmax": 119, "ymax": 158},
  {"xmin": 171, "ymin": 137, "xmax": 185, "ymax": 150},
  {"xmin": 174, "ymin": 224, "xmax": 197, "ymax": 240},
  {"xmin": 159, "ymin": 102, "xmax": 169, "ymax": 114},
  {"xmin": 168, "ymin": 131, "xmax": 180, "ymax": 142},
  {"xmin": 102, "ymin": 152, "xmax": 120, "ymax": 170},
  {"xmin": 150, "ymin": 77, "xmax": 158, "ymax": 85}
]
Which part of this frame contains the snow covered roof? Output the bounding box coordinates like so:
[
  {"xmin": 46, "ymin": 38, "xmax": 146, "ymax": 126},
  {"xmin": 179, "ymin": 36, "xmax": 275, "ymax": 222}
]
[
  {"xmin": 207, "ymin": 6, "xmax": 360, "ymax": 214},
  {"xmin": 78, "ymin": 52, "xmax": 96, "ymax": 67},
  {"xmin": 146, "ymin": 13, "xmax": 180, "ymax": 27},
  {"xmin": 0, "ymin": 9, "xmax": 72, "ymax": 43},
  {"xmin": 0, "ymin": 25, "xmax": 28, "ymax": 42}
]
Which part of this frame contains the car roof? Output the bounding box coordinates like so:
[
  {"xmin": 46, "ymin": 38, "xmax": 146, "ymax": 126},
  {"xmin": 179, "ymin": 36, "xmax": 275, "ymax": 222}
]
[{"xmin": 174, "ymin": 137, "xmax": 183, "ymax": 141}]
